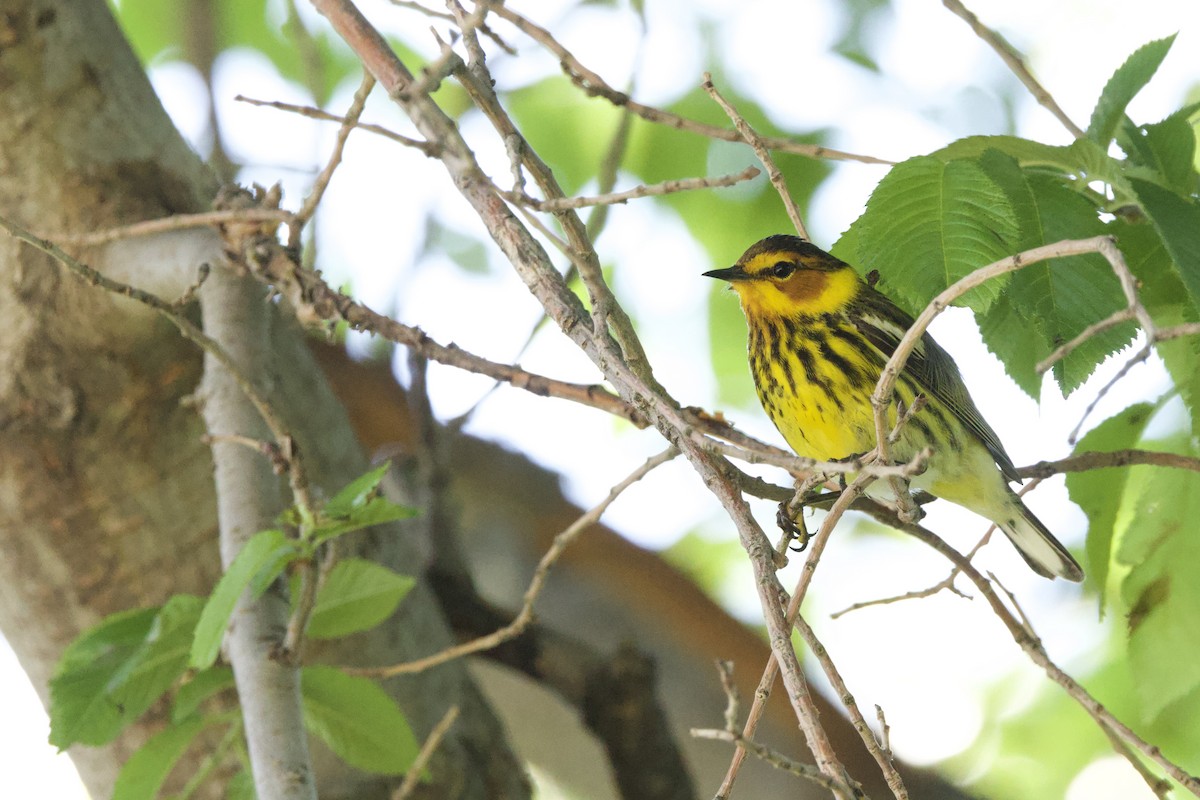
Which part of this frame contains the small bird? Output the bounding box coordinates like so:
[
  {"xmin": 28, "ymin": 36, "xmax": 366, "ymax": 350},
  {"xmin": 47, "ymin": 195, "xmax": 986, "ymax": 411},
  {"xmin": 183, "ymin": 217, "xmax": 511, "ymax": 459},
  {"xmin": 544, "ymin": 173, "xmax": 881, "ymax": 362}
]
[{"xmin": 705, "ymin": 234, "xmax": 1083, "ymax": 581}]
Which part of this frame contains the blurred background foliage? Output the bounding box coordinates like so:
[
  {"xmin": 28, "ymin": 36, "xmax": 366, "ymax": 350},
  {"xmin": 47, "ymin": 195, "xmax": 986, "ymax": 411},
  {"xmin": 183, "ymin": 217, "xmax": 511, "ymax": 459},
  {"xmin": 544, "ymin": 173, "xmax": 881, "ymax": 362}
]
[{"xmin": 89, "ymin": 0, "xmax": 1200, "ymax": 796}]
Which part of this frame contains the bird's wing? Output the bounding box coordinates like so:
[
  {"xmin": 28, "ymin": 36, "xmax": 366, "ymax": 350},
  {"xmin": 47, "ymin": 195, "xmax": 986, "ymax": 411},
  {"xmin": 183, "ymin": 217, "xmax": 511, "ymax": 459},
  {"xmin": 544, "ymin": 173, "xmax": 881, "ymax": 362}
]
[{"xmin": 851, "ymin": 287, "xmax": 1022, "ymax": 483}]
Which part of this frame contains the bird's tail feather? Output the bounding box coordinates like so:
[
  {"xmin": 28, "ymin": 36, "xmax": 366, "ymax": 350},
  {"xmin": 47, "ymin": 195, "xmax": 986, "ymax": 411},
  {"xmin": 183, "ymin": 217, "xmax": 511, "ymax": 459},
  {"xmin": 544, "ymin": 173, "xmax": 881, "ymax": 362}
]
[{"xmin": 997, "ymin": 495, "xmax": 1084, "ymax": 582}]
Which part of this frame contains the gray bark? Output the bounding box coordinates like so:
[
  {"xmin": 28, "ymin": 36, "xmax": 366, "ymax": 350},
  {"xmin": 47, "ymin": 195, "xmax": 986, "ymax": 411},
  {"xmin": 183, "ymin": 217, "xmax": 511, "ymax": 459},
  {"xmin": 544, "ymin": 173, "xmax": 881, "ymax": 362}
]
[{"xmin": 0, "ymin": 1, "xmax": 527, "ymax": 797}]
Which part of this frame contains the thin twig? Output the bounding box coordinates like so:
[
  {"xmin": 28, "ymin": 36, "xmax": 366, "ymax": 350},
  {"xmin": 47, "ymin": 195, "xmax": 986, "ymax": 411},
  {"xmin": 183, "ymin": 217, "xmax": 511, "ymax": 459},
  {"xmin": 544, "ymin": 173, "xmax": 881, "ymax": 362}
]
[
  {"xmin": 829, "ymin": 571, "xmax": 970, "ymax": 620},
  {"xmin": 280, "ymin": 556, "xmax": 322, "ymax": 664},
  {"xmin": 875, "ymin": 706, "xmax": 892, "ymax": 761},
  {"xmin": 793, "ymin": 614, "xmax": 909, "ymax": 799},
  {"xmin": 941, "ymin": 0, "xmax": 1086, "ymax": 139},
  {"xmin": 718, "ymin": 471, "xmax": 877, "ymax": 798},
  {"xmin": 292, "ymin": 71, "xmax": 376, "ymax": 235},
  {"xmin": 235, "ymin": 94, "xmax": 439, "ymax": 155},
  {"xmin": 233, "ymin": 230, "xmax": 650, "ymax": 426},
  {"xmin": 489, "ymin": 4, "xmax": 894, "ymax": 166},
  {"xmin": 501, "ymin": 166, "xmax": 760, "ymax": 211},
  {"xmin": 702, "ymin": 74, "xmax": 809, "ymax": 241},
  {"xmin": 692, "ymin": 729, "xmax": 852, "ymax": 794},
  {"xmin": 389, "ymin": 0, "xmax": 515, "ymax": 52},
  {"xmin": 392, "ymin": 705, "xmax": 460, "ymax": 800},
  {"xmin": 401, "ymin": 28, "xmax": 465, "ymax": 98},
  {"xmin": 865, "ymin": 500, "xmax": 1200, "ymax": 796},
  {"xmin": 702, "ymin": 662, "xmax": 852, "ymax": 794},
  {"xmin": 870, "ymin": 237, "xmax": 1120, "ymax": 464},
  {"xmin": 1036, "ymin": 308, "xmax": 1137, "ymax": 373},
  {"xmin": 172, "ymin": 262, "xmax": 212, "ymax": 309},
  {"xmin": 716, "ymin": 661, "xmax": 740, "ymax": 731},
  {"xmin": 347, "ymin": 447, "xmax": 679, "ymax": 677},
  {"xmin": 1097, "ymin": 720, "xmax": 1174, "ymax": 800},
  {"xmin": 46, "ymin": 208, "xmax": 296, "ymax": 246},
  {"xmin": 1068, "ymin": 345, "xmax": 1154, "ymax": 444},
  {"xmin": 445, "ymin": 0, "xmax": 659, "ymax": 389},
  {"xmin": 832, "ymin": 479, "xmax": 1049, "ymax": 620},
  {"xmin": 699, "ymin": 436, "xmax": 928, "ymax": 480},
  {"xmin": 1020, "ymin": 448, "xmax": 1200, "ymax": 478},
  {"xmin": 200, "ymin": 433, "xmax": 291, "ymax": 474},
  {"xmin": 1018, "ymin": 231, "xmax": 1160, "ymax": 441}
]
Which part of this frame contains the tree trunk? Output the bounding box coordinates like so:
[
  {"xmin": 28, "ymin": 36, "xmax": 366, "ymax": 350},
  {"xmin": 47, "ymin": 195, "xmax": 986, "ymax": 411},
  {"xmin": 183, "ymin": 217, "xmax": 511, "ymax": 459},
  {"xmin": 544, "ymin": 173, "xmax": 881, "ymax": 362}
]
[{"xmin": 0, "ymin": 1, "xmax": 526, "ymax": 797}]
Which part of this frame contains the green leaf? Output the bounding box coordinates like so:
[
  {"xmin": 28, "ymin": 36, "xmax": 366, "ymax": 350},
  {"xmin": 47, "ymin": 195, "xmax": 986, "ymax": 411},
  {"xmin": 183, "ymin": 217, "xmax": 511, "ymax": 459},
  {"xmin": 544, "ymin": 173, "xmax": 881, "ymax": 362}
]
[
  {"xmin": 304, "ymin": 559, "xmax": 415, "ymax": 640},
  {"xmin": 191, "ymin": 529, "xmax": 297, "ymax": 670},
  {"xmin": 977, "ymin": 153, "xmax": 1130, "ymax": 393},
  {"xmin": 227, "ymin": 770, "xmax": 258, "ymax": 800},
  {"xmin": 312, "ymin": 499, "xmax": 417, "ymax": 545},
  {"xmin": 421, "ymin": 217, "xmax": 491, "ymax": 274},
  {"xmin": 108, "ymin": 595, "xmax": 205, "ymax": 721},
  {"xmin": 112, "ymin": 716, "xmax": 209, "ymax": 800},
  {"xmin": 50, "ymin": 596, "xmax": 204, "ymax": 749},
  {"xmin": 50, "ymin": 607, "xmax": 158, "ymax": 748},
  {"xmin": 936, "ymin": 135, "xmax": 1134, "ymax": 201},
  {"xmin": 1087, "ymin": 35, "xmax": 1178, "ymax": 146},
  {"xmin": 1118, "ymin": 434, "xmax": 1200, "ymax": 721},
  {"xmin": 1119, "ymin": 107, "xmax": 1200, "ymax": 194},
  {"xmin": 324, "ymin": 463, "xmax": 392, "ymax": 519},
  {"xmin": 1130, "ymin": 178, "xmax": 1200, "ymax": 313},
  {"xmin": 311, "ymin": 462, "xmax": 416, "ymax": 543},
  {"xmin": 1064, "ymin": 402, "xmax": 1156, "ymax": 601},
  {"xmin": 300, "ymin": 666, "xmax": 420, "ymax": 775},
  {"xmin": 855, "ymin": 156, "xmax": 1020, "ymax": 314},
  {"xmin": 1110, "ymin": 215, "xmax": 1185, "ymax": 308},
  {"xmin": 936, "ymin": 135, "xmax": 1073, "ymax": 169},
  {"xmin": 975, "ymin": 292, "xmax": 1045, "ymax": 399},
  {"xmin": 172, "ymin": 667, "xmax": 236, "ymax": 724},
  {"xmin": 1156, "ymin": 312, "xmax": 1200, "ymax": 435}
]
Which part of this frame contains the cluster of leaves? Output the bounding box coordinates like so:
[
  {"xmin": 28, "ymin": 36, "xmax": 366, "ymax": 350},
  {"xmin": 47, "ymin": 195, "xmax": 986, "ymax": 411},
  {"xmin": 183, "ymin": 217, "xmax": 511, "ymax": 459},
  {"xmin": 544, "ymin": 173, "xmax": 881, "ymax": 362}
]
[
  {"xmin": 835, "ymin": 36, "xmax": 1196, "ymax": 397},
  {"xmin": 48, "ymin": 464, "xmax": 421, "ymax": 799},
  {"xmin": 831, "ymin": 36, "xmax": 1200, "ymax": 773}
]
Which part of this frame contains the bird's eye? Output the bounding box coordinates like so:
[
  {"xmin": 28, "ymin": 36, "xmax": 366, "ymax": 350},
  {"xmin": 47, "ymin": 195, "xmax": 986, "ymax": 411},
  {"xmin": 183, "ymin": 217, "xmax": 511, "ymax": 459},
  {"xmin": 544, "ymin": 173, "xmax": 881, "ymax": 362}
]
[{"xmin": 770, "ymin": 261, "xmax": 796, "ymax": 279}]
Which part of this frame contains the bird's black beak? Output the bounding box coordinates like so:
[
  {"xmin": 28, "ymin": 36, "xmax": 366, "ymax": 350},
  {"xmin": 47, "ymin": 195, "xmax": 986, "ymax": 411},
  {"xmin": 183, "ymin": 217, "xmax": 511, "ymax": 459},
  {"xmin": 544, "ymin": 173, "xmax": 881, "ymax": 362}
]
[{"xmin": 703, "ymin": 265, "xmax": 749, "ymax": 282}]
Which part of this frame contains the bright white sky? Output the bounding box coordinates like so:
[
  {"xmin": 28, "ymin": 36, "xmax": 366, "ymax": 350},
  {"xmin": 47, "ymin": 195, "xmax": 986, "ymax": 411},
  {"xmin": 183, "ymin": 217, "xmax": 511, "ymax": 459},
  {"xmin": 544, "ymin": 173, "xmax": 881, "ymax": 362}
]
[{"xmin": 5, "ymin": 0, "xmax": 1197, "ymax": 797}]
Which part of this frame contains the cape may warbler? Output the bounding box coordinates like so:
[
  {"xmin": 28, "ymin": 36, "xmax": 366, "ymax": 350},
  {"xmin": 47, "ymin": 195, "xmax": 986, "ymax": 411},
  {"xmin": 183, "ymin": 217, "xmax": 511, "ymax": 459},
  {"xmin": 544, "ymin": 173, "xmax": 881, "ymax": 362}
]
[{"xmin": 706, "ymin": 234, "xmax": 1083, "ymax": 582}]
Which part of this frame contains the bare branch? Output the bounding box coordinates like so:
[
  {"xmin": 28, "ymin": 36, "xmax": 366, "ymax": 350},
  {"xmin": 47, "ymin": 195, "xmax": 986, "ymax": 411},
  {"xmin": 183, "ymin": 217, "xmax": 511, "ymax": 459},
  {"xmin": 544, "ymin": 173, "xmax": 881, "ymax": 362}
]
[
  {"xmin": 236, "ymin": 94, "xmax": 440, "ymax": 155},
  {"xmin": 489, "ymin": 4, "xmax": 894, "ymax": 166},
  {"xmin": 307, "ymin": 4, "xmax": 866, "ymax": 792},
  {"xmin": 1035, "ymin": 308, "xmax": 1137, "ymax": 373},
  {"xmin": 348, "ymin": 447, "xmax": 679, "ymax": 677},
  {"xmin": 703, "ymin": 74, "xmax": 809, "ymax": 241},
  {"xmin": 392, "ymin": 706, "xmax": 460, "ymax": 800},
  {"xmin": 941, "ymin": 0, "xmax": 1086, "ymax": 139},
  {"xmin": 692, "ymin": 728, "xmax": 852, "ymax": 794},
  {"xmin": 1020, "ymin": 448, "xmax": 1200, "ymax": 478},
  {"xmin": 501, "ymin": 165, "xmax": 760, "ymax": 211},
  {"xmin": 228, "ymin": 228, "xmax": 651, "ymax": 426},
  {"xmin": 719, "ymin": 471, "xmax": 877, "ymax": 797},
  {"xmin": 47, "ymin": 208, "xmax": 296, "ymax": 246},
  {"xmin": 292, "ymin": 71, "xmax": 376, "ymax": 235},
  {"xmin": 793, "ymin": 614, "xmax": 909, "ymax": 799},
  {"xmin": 870, "ymin": 237, "xmax": 1119, "ymax": 459},
  {"xmin": 863, "ymin": 499, "xmax": 1200, "ymax": 795}
]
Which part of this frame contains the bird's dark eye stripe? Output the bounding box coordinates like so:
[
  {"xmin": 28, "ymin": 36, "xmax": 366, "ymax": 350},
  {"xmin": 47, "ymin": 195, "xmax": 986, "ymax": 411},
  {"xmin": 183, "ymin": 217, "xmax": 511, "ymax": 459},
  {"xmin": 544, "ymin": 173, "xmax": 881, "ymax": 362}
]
[{"xmin": 770, "ymin": 261, "xmax": 795, "ymax": 279}]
